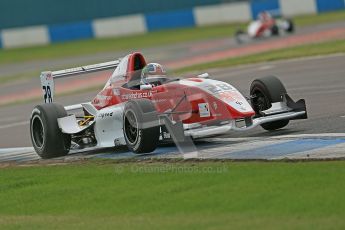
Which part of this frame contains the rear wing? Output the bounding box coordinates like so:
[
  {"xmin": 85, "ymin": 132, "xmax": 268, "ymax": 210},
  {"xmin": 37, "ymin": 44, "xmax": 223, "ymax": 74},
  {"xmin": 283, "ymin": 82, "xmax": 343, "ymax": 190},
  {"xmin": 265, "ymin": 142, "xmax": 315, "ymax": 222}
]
[{"xmin": 40, "ymin": 60, "xmax": 120, "ymax": 104}]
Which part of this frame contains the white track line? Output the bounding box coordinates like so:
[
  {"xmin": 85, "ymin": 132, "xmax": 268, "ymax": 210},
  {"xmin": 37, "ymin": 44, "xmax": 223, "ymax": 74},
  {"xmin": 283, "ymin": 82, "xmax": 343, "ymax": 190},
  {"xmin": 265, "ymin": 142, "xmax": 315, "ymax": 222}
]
[
  {"xmin": 0, "ymin": 121, "xmax": 29, "ymax": 129},
  {"xmin": 0, "ymin": 152, "xmax": 38, "ymax": 162},
  {"xmin": 0, "ymin": 147, "xmax": 33, "ymax": 153},
  {"xmin": 0, "ymin": 149, "xmax": 35, "ymax": 157},
  {"xmin": 0, "ymin": 116, "xmax": 21, "ymax": 123}
]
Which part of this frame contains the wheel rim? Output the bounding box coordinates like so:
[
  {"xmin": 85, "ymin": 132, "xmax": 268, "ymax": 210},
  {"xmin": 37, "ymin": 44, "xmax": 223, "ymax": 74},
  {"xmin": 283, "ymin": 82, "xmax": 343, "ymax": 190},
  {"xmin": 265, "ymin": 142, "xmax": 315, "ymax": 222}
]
[
  {"xmin": 252, "ymin": 90, "xmax": 270, "ymax": 114},
  {"xmin": 31, "ymin": 115, "xmax": 44, "ymax": 149},
  {"xmin": 124, "ymin": 110, "xmax": 139, "ymax": 144}
]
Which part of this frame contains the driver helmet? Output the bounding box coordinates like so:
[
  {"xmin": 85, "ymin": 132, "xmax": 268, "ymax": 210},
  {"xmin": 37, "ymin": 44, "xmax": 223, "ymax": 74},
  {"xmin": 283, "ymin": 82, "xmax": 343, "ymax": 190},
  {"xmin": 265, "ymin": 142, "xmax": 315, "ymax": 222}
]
[
  {"xmin": 258, "ymin": 11, "xmax": 272, "ymax": 22},
  {"xmin": 141, "ymin": 63, "xmax": 166, "ymax": 84}
]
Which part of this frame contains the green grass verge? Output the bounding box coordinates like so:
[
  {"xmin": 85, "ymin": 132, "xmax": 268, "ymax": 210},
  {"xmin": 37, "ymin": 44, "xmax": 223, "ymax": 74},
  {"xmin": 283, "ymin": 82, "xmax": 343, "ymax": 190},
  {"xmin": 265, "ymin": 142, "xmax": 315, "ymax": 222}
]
[
  {"xmin": 0, "ymin": 10, "xmax": 344, "ymax": 65},
  {"xmin": 177, "ymin": 39, "xmax": 345, "ymax": 73},
  {"xmin": 0, "ymin": 161, "xmax": 345, "ymax": 229}
]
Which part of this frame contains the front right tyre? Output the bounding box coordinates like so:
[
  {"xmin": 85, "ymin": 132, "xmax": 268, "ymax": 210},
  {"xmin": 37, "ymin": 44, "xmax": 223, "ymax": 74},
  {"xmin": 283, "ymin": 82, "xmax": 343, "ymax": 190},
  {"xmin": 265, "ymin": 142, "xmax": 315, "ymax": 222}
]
[
  {"xmin": 123, "ymin": 99, "xmax": 160, "ymax": 153},
  {"xmin": 30, "ymin": 103, "xmax": 71, "ymax": 159},
  {"xmin": 271, "ymin": 25, "xmax": 280, "ymax": 36}
]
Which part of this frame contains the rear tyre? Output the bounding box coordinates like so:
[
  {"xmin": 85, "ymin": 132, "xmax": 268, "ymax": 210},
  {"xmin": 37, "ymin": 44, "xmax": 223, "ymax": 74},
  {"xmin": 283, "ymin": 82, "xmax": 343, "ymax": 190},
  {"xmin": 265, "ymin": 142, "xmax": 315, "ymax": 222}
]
[
  {"xmin": 123, "ymin": 99, "xmax": 160, "ymax": 153},
  {"xmin": 235, "ymin": 29, "xmax": 245, "ymax": 43},
  {"xmin": 250, "ymin": 76, "xmax": 289, "ymax": 131},
  {"xmin": 30, "ymin": 103, "xmax": 71, "ymax": 159}
]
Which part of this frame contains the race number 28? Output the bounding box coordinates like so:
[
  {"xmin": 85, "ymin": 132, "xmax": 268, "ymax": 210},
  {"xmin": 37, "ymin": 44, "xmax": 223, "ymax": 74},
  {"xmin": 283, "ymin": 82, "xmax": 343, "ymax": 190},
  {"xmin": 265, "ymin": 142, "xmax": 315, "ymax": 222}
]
[
  {"xmin": 206, "ymin": 84, "xmax": 233, "ymax": 94},
  {"xmin": 43, "ymin": 85, "xmax": 52, "ymax": 103}
]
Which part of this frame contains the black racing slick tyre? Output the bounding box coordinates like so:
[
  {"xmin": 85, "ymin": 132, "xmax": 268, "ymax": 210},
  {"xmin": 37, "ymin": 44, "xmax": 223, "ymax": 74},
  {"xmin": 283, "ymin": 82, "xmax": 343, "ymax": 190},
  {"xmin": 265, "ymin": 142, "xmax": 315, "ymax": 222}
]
[
  {"xmin": 235, "ymin": 29, "xmax": 245, "ymax": 43},
  {"xmin": 30, "ymin": 103, "xmax": 71, "ymax": 159},
  {"xmin": 250, "ymin": 76, "xmax": 289, "ymax": 131},
  {"xmin": 271, "ymin": 25, "xmax": 279, "ymax": 36},
  {"xmin": 123, "ymin": 99, "xmax": 160, "ymax": 153}
]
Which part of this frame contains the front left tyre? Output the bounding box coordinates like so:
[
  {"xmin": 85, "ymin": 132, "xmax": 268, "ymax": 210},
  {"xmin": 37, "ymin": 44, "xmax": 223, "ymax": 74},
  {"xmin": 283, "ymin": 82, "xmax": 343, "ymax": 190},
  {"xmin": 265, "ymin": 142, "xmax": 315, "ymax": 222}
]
[
  {"xmin": 250, "ymin": 76, "xmax": 289, "ymax": 131},
  {"xmin": 30, "ymin": 103, "xmax": 71, "ymax": 159}
]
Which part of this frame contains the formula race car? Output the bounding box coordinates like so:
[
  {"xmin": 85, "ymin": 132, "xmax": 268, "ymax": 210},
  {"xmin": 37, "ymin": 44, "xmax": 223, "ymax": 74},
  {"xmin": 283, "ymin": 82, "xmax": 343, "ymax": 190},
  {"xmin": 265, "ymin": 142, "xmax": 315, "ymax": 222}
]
[
  {"xmin": 30, "ymin": 52, "xmax": 307, "ymax": 158},
  {"xmin": 235, "ymin": 11, "xmax": 294, "ymax": 43}
]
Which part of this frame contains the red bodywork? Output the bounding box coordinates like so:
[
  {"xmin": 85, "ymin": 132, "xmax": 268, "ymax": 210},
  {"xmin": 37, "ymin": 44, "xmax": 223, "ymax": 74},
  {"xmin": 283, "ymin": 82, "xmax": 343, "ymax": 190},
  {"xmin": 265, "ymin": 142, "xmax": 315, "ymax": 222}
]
[
  {"xmin": 255, "ymin": 18, "xmax": 276, "ymax": 37},
  {"xmin": 92, "ymin": 53, "xmax": 255, "ymax": 125}
]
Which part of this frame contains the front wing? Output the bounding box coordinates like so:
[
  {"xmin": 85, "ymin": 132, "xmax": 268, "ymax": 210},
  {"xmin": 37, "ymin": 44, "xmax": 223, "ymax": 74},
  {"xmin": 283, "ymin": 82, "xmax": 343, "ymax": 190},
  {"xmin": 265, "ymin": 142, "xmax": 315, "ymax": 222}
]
[{"xmin": 183, "ymin": 93, "xmax": 307, "ymax": 138}]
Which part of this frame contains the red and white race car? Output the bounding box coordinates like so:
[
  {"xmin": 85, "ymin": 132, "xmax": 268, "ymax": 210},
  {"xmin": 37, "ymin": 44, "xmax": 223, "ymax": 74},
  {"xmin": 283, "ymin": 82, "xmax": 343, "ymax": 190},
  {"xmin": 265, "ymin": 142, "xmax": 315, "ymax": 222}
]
[
  {"xmin": 30, "ymin": 52, "xmax": 307, "ymax": 158},
  {"xmin": 235, "ymin": 12, "xmax": 294, "ymax": 43}
]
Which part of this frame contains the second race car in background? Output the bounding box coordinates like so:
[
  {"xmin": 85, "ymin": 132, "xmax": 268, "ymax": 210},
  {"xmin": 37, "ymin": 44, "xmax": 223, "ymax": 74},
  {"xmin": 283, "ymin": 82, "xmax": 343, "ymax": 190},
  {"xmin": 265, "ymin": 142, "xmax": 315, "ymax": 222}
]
[{"xmin": 235, "ymin": 11, "xmax": 294, "ymax": 43}]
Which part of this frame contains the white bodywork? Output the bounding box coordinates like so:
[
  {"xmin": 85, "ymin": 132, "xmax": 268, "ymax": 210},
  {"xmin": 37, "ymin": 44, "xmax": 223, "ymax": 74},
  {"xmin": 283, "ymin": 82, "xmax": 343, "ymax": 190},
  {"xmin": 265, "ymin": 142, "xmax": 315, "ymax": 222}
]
[
  {"xmin": 40, "ymin": 58, "xmax": 125, "ymax": 148},
  {"xmin": 248, "ymin": 21, "xmax": 262, "ymax": 37},
  {"xmin": 184, "ymin": 110, "xmax": 305, "ymax": 138},
  {"xmin": 247, "ymin": 20, "xmax": 272, "ymax": 38},
  {"xmin": 57, "ymin": 102, "xmax": 126, "ymax": 148},
  {"xmin": 93, "ymin": 104, "xmax": 126, "ymax": 147},
  {"xmin": 179, "ymin": 78, "xmax": 254, "ymax": 114},
  {"xmin": 246, "ymin": 19, "xmax": 291, "ymax": 38}
]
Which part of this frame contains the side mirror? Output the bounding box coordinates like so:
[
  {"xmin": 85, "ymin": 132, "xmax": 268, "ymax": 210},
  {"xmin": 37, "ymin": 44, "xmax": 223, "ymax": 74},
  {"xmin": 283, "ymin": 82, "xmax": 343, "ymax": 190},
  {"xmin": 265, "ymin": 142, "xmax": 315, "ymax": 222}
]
[{"xmin": 140, "ymin": 84, "xmax": 152, "ymax": 91}]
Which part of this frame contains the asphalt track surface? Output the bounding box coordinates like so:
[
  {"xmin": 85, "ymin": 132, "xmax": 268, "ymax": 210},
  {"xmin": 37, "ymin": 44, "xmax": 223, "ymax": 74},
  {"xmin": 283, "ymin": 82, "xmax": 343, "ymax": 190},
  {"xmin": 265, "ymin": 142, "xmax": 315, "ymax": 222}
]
[{"xmin": 0, "ymin": 54, "xmax": 344, "ymax": 162}]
